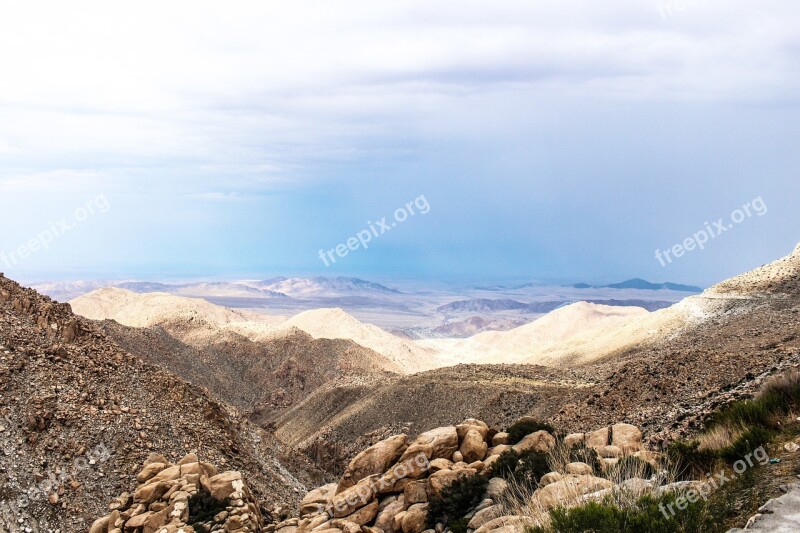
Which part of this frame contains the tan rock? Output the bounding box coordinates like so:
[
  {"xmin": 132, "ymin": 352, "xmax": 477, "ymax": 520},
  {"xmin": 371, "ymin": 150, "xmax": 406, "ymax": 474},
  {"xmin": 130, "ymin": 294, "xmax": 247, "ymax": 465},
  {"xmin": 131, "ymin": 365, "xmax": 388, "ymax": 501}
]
[
  {"xmin": 564, "ymin": 433, "xmax": 585, "ymax": 448},
  {"xmin": 456, "ymin": 419, "xmax": 489, "ymax": 440},
  {"xmin": 208, "ymin": 471, "xmax": 245, "ymax": 501},
  {"xmin": 585, "ymin": 427, "xmax": 609, "ymax": 450},
  {"xmin": 427, "ymin": 469, "xmax": 477, "ymax": 497},
  {"xmin": 487, "ymin": 445, "xmax": 511, "ymax": 457},
  {"xmin": 473, "ymin": 516, "xmax": 528, "ymax": 533},
  {"xmin": 611, "ymin": 423, "xmax": 643, "ymax": 452},
  {"xmin": 404, "ymin": 480, "xmax": 428, "ymax": 505},
  {"xmin": 467, "ymin": 504, "xmax": 504, "ymax": 530},
  {"xmin": 428, "ymin": 458, "xmax": 452, "ymax": 473},
  {"xmin": 486, "ymin": 477, "xmax": 508, "ymax": 500},
  {"xmin": 301, "ymin": 483, "xmax": 338, "ymax": 517},
  {"xmin": 482, "ymin": 455, "xmax": 500, "ymax": 472},
  {"xmin": 343, "ymin": 499, "xmax": 380, "ymax": 526},
  {"xmin": 539, "ymin": 472, "xmax": 563, "ymax": 487},
  {"xmin": 328, "ymin": 476, "xmax": 379, "ymax": 518},
  {"xmin": 134, "ymin": 481, "xmax": 170, "ymax": 504},
  {"xmin": 375, "ymin": 498, "xmax": 405, "ymax": 532},
  {"xmin": 337, "ymin": 435, "xmax": 408, "ymax": 493},
  {"xmin": 401, "ymin": 503, "xmax": 429, "ymax": 533},
  {"xmin": 460, "ymin": 429, "xmax": 488, "ymax": 463},
  {"xmin": 330, "ymin": 519, "xmax": 363, "ymax": 533},
  {"xmin": 598, "ymin": 445, "xmax": 623, "ymax": 459},
  {"xmin": 492, "ymin": 432, "xmax": 510, "ymax": 446},
  {"xmin": 565, "ymin": 462, "xmax": 594, "ymax": 475},
  {"xmin": 400, "ymin": 427, "xmax": 458, "ymax": 462},
  {"xmin": 512, "ymin": 431, "xmax": 555, "ymax": 454},
  {"xmin": 136, "ymin": 462, "xmax": 168, "ymax": 484},
  {"xmin": 452, "ymin": 451, "xmax": 464, "ymax": 463},
  {"xmin": 534, "ymin": 475, "xmax": 614, "ymax": 510}
]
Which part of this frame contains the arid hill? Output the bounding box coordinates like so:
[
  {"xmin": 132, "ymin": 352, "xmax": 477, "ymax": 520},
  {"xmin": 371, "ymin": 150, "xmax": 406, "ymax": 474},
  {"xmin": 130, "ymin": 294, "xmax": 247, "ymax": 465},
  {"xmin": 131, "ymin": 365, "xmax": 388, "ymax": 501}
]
[{"xmin": 0, "ymin": 275, "xmax": 324, "ymax": 531}]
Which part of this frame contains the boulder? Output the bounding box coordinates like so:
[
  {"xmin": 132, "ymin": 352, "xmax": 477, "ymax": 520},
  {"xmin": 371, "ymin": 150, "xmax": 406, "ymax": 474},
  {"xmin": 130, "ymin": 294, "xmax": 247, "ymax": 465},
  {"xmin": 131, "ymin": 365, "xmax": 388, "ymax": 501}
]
[
  {"xmin": 301, "ymin": 483, "xmax": 338, "ymax": 516},
  {"xmin": 492, "ymin": 432, "xmax": 511, "ymax": 446},
  {"xmin": 585, "ymin": 427, "xmax": 609, "ymax": 449},
  {"xmin": 401, "ymin": 503, "xmax": 429, "ymax": 533},
  {"xmin": 467, "ymin": 504, "xmax": 504, "ymax": 530},
  {"xmin": 539, "ymin": 472, "xmax": 563, "ymax": 487},
  {"xmin": 565, "ymin": 462, "xmax": 593, "ymax": 475},
  {"xmin": 473, "ymin": 516, "xmax": 529, "ymax": 533},
  {"xmin": 208, "ymin": 471, "xmax": 245, "ymax": 501},
  {"xmin": 428, "ymin": 458, "xmax": 452, "ymax": 473},
  {"xmin": 427, "ymin": 468, "xmax": 477, "ymax": 497},
  {"xmin": 338, "ymin": 435, "xmax": 409, "ymax": 493},
  {"xmin": 400, "ymin": 427, "xmax": 458, "ymax": 462},
  {"xmin": 486, "ymin": 477, "xmax": 508, "ymax": 500},
  {"xmin": 534, "ymin": 475, "xmax": 614, "ymax": 510},
  {"xmin": 404, "ymin": 481, "xmax": 428, "ymax": 505},
  {"xmin": 487, "ymin": 445, "xmax": 512, "ymax": 457},
  {"xmin": 375, "ymin": 498, "xmax": 405, "ymax": 532},
  {"xmin": 564, "ymin": 433, "xmax": 585, "ymax": 448},
  {"xmin": 343, "ymin": 499, "xmax": 380, "ymax": 526},
  {"xmin": 512, "ymin": 431, "xmax": 555, "ymax": 454},
  {"xmin": 611, "ymin": 423, "xmax": 643, "ymax": 452},
  {"xmin": 482, "ymin": 455, "xmax": 500, "ymax": 472},
  {"xmin": 460, "ymin": 429, "xmax": 488, "ymax": 463},
  {"xmin": 328, "ymin": 476, "xmax": 379, "ymax": 518},
  {"xmin": 598, "ymin": 445, "xmax": 623, "ymax": 459},
  {"xmin": 456, "ymin": 419, "xmax": 490, "ymax": 440}
]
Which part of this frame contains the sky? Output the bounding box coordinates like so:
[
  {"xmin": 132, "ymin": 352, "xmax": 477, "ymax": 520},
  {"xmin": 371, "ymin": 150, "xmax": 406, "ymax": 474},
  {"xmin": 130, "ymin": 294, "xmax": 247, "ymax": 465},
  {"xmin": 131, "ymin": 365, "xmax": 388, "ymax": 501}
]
[{"xmin": 0, "ymin": 0, "xmax": 799, "ymax": 286}]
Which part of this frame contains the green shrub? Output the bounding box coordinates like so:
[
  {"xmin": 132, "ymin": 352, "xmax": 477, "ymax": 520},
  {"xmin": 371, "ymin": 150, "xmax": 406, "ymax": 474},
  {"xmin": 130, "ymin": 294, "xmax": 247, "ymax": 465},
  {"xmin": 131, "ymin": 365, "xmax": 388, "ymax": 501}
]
[
  {"xmin": 488, "ymin": 449, "xmax": 550, "ymax": 491},
  {"xmin": 667, "ymin": 441, "xmax": 717, "ymax": 480},
  {"xmin": 188, "ymin": 489, "xmax": 230, "ymax": 529},
  {"xmin": 427, "ymin": 475, "xmax": 489, "ymax": 529},
  {"xmin": 719, "ymin": 427, "xmax": 772, "ymax": 464},
  {"xmin": 708, "ymin": 371, "xmax": 800, "ymax": 432},
  {"xmin": 527, "ymin": 492, "xmax": 715, "ymax": 533},
  {"xmin": 507, "ymin": 419, "xmax": 555, "ymax": 444}
]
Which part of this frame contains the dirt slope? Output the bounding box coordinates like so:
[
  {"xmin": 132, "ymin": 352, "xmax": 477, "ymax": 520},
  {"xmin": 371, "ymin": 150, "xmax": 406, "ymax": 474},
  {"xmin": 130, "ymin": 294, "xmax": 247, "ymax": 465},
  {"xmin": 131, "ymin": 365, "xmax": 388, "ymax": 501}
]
[{"xmin": 0, "ymin": 275, "xmax": 323, "ymax": 531}]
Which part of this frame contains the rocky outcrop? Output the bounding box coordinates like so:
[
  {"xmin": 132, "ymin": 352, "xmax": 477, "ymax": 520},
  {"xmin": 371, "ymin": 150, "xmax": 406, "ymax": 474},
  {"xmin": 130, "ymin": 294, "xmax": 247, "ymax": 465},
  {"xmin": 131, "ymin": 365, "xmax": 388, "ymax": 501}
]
[{"xmin": 90, "ymin": 454, "xmax": 265, "ymax": 532}]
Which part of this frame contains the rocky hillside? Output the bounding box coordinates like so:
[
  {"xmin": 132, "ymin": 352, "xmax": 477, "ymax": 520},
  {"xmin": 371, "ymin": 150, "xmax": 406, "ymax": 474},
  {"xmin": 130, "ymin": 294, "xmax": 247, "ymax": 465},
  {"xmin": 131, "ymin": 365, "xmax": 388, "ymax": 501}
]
[
  {"xmin": 0, "ymin": 274, "xmax": 324, "ymax": 531},
  {"xmin": 272, "ymin": 244, "xmax": 800, "ymax": 470},
  {"xmin": 100, "ymin": 319, "xmax": 397, "ymax": 425}
]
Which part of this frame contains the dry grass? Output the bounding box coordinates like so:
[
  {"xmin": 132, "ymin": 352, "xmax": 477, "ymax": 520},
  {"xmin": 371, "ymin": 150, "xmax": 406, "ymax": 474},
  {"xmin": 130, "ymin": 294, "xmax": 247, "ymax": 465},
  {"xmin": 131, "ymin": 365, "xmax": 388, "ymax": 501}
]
[
  {"xmin": 493, "ymin": 444, "xmax": 684, "ymax": 530},
  {"xmin": 698, "ymin": 422, "xmax": 747, "ymax": 452}
]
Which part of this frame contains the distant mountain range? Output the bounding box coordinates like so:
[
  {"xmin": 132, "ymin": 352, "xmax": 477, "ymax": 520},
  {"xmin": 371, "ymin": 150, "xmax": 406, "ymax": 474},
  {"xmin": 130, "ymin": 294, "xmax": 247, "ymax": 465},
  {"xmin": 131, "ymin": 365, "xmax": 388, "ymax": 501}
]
[{"xmin": 565, "ymin": 278, "xmax": 703, "ymax": 293}]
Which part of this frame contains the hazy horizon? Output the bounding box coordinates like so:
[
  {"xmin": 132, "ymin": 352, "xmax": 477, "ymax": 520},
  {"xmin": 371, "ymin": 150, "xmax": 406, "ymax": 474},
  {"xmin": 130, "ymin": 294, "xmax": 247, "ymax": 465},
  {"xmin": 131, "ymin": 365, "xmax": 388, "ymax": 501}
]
[{"xmin": 2, "ymin": 1, "xmax": 798, "ymax": 287}]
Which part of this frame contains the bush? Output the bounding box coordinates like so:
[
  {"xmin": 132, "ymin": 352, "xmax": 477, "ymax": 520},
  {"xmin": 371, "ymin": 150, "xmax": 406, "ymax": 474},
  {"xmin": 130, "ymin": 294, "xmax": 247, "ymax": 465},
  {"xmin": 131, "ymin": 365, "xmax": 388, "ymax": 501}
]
[
  {"xmin": 527, "ymin": 492, "xmax": 715, "ymax": 533},
  {"xmin": 427, "ymin": 475, "xmax": 489, "ymax": 530},
  {"xmin": 188, "ymin": 489, "xmax": 230, "ymax": 529},
  {"xmin": 667, "ymin": 441, "xmax": 717, "ymax": 480},
  {"xmin": 718, "ymin": 427, "xmax": 772, "ymax": 464},
  {"xmin": 507, "ymin": 419, "xmax": 555, "ymax": 444},
  {"xmin": 708, "ymin": 371, "xmax": 800, "ymax": 432},
  {"xmin": 488, "ymin": 449, "xmax": 551, "ymax": 491}
]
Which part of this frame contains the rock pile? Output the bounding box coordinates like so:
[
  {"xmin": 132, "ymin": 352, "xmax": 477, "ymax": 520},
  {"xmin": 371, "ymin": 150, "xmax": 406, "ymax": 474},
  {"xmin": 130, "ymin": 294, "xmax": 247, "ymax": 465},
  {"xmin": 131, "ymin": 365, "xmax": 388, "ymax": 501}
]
[
  {"xmin": 282, "ymin": 418, "xmax": 688, "ymax": 533},
  {"xmin": 90, "ymin": 453, "xmax": 265, "ymax": 533}
]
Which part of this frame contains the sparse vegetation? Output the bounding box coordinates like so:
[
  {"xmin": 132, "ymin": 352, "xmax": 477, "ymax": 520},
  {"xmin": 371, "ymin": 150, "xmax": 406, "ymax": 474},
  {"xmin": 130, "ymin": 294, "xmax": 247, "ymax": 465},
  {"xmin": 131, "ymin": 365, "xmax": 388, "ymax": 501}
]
[
  {"xmin": 189, "ymin": 490, "xmax": 230, "ymax": 530},
  {"xmin": 526, "ymin": 493, "xmax": 715, "ymax": 533},
  {"xmin": 508, "ymin": 419, "xmax": 556, "ymax": 445},
  {"xmin": 427, "ymin": 474, "xmax": 489, "ymax": 533},
  {"xmin": 489, "ymin": 449, "xmax": 551, "ymax": 491}
]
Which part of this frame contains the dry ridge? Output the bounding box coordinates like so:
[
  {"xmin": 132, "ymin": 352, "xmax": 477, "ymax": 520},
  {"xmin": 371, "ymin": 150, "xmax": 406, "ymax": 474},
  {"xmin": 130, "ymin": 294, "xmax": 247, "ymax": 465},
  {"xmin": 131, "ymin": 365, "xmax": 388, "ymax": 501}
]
[{"xmin": 0, "ymin": 274, "xmax": 325, "ymax": 532}]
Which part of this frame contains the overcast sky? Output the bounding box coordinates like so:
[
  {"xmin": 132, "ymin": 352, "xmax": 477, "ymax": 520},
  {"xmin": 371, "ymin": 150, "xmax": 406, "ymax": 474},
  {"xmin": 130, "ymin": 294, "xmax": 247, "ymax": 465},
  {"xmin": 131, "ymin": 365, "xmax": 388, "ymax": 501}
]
[{"xmin": 1, "ymin": 0, "xmax": 798, "ymax": 285}]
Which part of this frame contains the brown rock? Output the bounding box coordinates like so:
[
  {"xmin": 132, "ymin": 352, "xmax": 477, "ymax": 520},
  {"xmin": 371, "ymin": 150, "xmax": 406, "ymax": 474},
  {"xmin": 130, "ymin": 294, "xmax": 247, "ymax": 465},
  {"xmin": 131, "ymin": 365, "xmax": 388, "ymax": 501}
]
[
  {"xmin": 401, "ymin": 503, "xmax": 429, "ymax": 533},
  {"xmin": 338, "ymin": 435, "xmax": 408, "ymax": 493},
  {"xmin": 512, "ymin": 431, "xmax": 555, "ymax": 454},
  {"xmin": 459, "ymin": 429, "xmax": 488, "ymax": 463}
]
